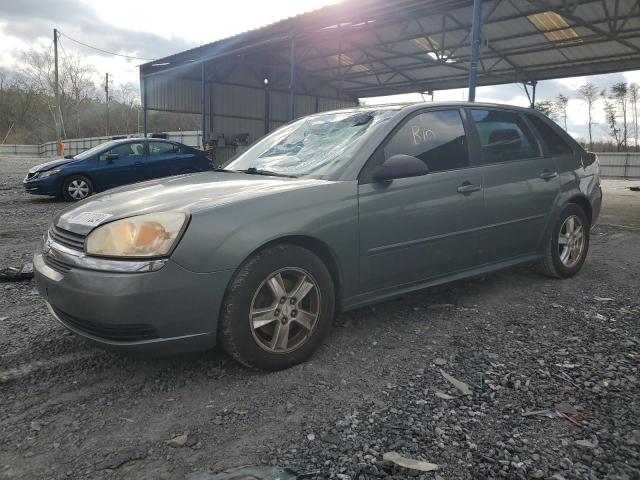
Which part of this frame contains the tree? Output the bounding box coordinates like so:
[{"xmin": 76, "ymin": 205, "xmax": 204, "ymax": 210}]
[
  {"xmin": 576, "ymin": 82, "xmax": 599, "ymax": 150},
  {"xmin": 610, "ymin": 82, "xmax": 629, "ymax": 150},
  {"xmin": 62, "ymin": 52, "xmax": 97, "ymax": 138},
  {"xmin": 18, "ymin": 47, "xmax": 66, "ymax": 147},
  {"xmin": 534, "ymin": 100, "xmax": 558, "ymax": 120},
  {"xmin": 555, "ymin": 94, "xmax": 569, "ymax": 131},
  {"xmin": 629, "ymin": 82, "xmax": 639, "ymax": 151},
  {"xmin": 603, "ymin": 99, "xmax": 623, "ymax": 151}
]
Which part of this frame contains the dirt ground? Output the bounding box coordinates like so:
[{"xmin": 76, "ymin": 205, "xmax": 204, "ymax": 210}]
[{"xmin": 0, "ymin": 156, "xmax": 639, "ymax": 480}]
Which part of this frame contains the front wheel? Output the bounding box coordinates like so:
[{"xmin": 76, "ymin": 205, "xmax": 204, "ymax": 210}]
[
  {"xmin": 219, "ymin": 244, "xmax": 335, "ymax": 371},
  {"xmin": 538, "ymin": 203, "xmax": 590, "ymax": 278},
  {"xmin": 62, "ymin": 175, "xmax": 93, "ymax": 201}
]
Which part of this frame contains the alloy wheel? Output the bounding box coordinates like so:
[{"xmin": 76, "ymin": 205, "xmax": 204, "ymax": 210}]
[
  {"xmin": 249, "ymin": 267, "xmax": 321, "ymax": 354},
  {"xmin": 558, "ymin": 214, "xmax": 585, "ymax": 268},
  {"xmin": 68, "ymin": 179, "xmax": 90, "ymax": 200}
]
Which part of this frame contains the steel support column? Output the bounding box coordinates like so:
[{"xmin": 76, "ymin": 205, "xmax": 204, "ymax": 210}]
[
  {"xmin": 289, "ymin": 37, "xmax": 296, "ymax": 121},
  {"xmin": 142, "ymin": 76, "xmax": 148, "ymax": 138},
  {"xmin": 264, "ymin": 79, "xmax": 271, "ymax": 134},
  {"xmin": 468, "ymin": 0, "xmax": 483, "ymax": 102},
  {"xmin": 201, "ymin": 62, "xmax": 206, "ymax": 147}
]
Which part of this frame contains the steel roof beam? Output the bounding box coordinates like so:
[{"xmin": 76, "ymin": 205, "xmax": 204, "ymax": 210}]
[{"xmin": 305, "ymin": 27, "xmax": 640, "ymax": 82}]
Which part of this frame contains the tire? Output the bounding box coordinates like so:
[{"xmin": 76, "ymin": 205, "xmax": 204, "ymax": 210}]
[
  {"xmin": 538, "ymin": 203, "xmax": 590, "ymax": 278},
  {"xmin": 62, "ymin": 175, "xmax": 93, "ymax": 202},
  {"xmin": 219, "ymin": 244, "xmax": 335, "ymax": 371}
]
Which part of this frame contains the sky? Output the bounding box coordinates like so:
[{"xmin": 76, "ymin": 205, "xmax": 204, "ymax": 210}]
[{"xmin": 1, "ymin": 0, "xmax": 639, "ymax": 142}]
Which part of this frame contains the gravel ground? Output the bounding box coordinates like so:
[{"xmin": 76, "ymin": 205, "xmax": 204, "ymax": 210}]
[{"xmin": 1, "ymin": 156, "xmax": 639, "ymax": 480}]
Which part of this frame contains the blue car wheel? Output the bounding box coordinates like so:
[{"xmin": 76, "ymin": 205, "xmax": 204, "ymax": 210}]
[{"xmin": 62, "ymin": 175, "xmax": 93, "ymax": 202}]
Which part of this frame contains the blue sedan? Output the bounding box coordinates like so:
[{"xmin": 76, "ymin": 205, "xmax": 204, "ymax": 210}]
[{"xmin": 23, "ymin": 139, "xmax": 214, "ymax": 201}]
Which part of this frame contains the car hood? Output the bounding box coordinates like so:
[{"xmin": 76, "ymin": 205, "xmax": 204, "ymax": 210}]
[
  {"xmin": 29, "ymin": 158, "xmax": 76, "ymax": 173},
  {"xmin": 55, "ymin": 172, "xmax": 330, "ymax": 234}
]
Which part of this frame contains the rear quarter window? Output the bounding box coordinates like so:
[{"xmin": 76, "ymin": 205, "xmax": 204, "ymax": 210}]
[{"xmin": 526, "ymin": 114, "xmax": 574, "ymax": 155}]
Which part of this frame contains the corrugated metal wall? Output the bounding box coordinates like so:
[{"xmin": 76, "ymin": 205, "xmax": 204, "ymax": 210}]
[
  {"xmin": 598, "ymin": 152, "xmax": 640, "ymax": 178},
  {"xmin": 144, "ymin": 62, "xmax": 357, "ymax": 146}
]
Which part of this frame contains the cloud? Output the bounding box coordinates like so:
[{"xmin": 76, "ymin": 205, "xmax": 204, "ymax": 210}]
[{"xmin": 0, "ymin": 0, "xmax": 196, "ymax": 63}]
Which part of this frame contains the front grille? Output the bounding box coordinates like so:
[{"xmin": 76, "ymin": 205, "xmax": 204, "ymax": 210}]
[
  {"xmin": 49, "ymin": 225, "xmax": 86, "ymax": 251},
  {"xmin": 43, "ymin": 255, "xmax": 72, "ymax": 273},
  {"xmin": 52, "ymin": 307, "xmax": 158, "ymax": 342}
]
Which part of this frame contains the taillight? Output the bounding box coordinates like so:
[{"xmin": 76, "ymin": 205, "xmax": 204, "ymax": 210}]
[{"xmin": 205, "ymin": 153, "xmax": 213, "ymax": 162}]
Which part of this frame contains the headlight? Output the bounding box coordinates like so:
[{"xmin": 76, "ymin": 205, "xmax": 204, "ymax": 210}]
[
  {"xmin": 85, "ymin": 212, "xmax": 189, "ymax": 258},
  {"xmin": 39, "ymin": 168, "xmax": 62, "ymax": 178}
]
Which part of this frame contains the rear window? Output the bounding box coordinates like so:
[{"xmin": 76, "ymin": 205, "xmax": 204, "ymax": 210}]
[
  {"xmin": 471, "ymin": 109, "xmax": 540, "ymax": 163},
  {"xmin": 526, "ymin": 114, "xmax": 574, "ymax": 155},
  {"xmin": 149, "ymin": 142, "xmax": 181, "ymax": 155}
]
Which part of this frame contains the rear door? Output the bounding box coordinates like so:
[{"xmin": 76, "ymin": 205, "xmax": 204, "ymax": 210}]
[
  {"xmin": 358, "ymin": 108, "xmax": 484, "ymax": 294},
  {"xmin": 145, "ymin": 141, "xmax": 185, "ymax": 179},
  {"xmin": 468, "ymin": 108, "xmax": 560, "ymax": 264},
  {"xmin": 95, "ymin": 141, "xmax": 146, "ymax": 190}
]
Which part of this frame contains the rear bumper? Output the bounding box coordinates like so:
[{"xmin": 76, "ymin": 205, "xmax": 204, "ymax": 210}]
[{"xmin": 34, "ymin": 246, "xmax": 234, "ymax": 355}]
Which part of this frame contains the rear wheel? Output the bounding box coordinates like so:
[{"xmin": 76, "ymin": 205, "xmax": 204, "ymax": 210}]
[
  {"xmin": 62, "ymin": 175, "xmax": 93, "ymax": 201},
  {"xmin": 538, "ymin": 203, "xmax": 590, "ymax": 278},
  {"xmin": 219, "ymin": 244, "xmax": 335, "ymax": 370}
]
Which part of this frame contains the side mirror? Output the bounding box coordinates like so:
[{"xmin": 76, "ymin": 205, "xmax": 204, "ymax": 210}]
[
  {"xmin": 372, "ymin": 154, "xmax": 429, "ymax": 182},
  {"xmin": 105, "ymin": 153, "xmax": 119, "ymax": 163}
]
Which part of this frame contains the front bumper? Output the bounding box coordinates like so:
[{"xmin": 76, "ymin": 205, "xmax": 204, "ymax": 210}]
[
  {"xmin": 23, "ymin": 177, "xmax": 60, "ymax": 196},
  {"xmin": 34, "ymin": 245, "xmax": 233, "ymax": 355}
]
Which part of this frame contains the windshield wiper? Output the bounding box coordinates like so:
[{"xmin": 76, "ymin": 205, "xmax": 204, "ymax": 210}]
[{"xmin": 240, "ymin": 167, "xmax": 297, "ymax": 178}]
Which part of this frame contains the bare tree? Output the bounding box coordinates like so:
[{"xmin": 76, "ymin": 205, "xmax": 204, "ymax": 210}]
[
  {"xmin": 62, "ymin": 52, "xmax": 97, "ymax": 138},
  {"xmin": 555, "ymin": 93, "xmax": 569, "ymax": 130},
  {"xmin": 19, "ymin": 47, "xmax": 66, "ymax": 146},
  {"xmin": 114, "ymin": 82, "xmax": 139, "ymax": 134},
  {"xmin": 629, "ymin": 82, "xmax": 639, "ymax": 151},
  {"xmin": 534, "ymin": 100, "xmax": 559, "ymax": 120},
  {"xmin": 603, "ymin": 98, "xmax": 623, "ymax": 151},
  {"xmin": 576, "ymin": 82, "xmax": 599, "ymax": 150},
  {"xmin": 610, "ymin": 82, "xmax": 629, "ymax": 150}
]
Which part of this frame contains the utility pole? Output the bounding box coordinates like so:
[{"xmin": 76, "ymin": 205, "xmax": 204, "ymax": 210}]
[
  {"xmin": 53, "ymin": 28, "xmax": 62, "ymax": 154},
  {"xmin": 105, "ymin": 73, "xmax": 109, "ymax": 136}
]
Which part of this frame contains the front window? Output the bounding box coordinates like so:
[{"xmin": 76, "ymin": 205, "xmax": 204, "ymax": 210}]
[
  {"xmin": 73, "ymin": 141, "xmax": 120, "ymax": 160},
  {"xmin": 99, "ymin": 142, "xmax": 145, "ymax": 160},
  {"xmin": 384, "ymin": 109, "xmax": 470, "ymax": 172},
  {"xmin": 226, "ymin": 109, "xmax": 398, "ymax": 178}
]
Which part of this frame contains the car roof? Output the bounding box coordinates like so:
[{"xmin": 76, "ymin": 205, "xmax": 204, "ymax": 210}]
[
  {"xmin": 108, "ymin": 137, "xmax": 183, "ymax": 144},
  {"xmin": 311, "ymin": 101, "xmax": 539, "ymax": 119}
]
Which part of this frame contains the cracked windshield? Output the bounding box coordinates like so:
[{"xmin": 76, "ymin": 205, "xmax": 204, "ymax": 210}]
[{"xmin": 226, "ymin": 109, "xmax": 397, "ymax": 177}]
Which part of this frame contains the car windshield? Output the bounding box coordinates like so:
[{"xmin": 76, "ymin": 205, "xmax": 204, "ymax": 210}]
[
  {"xmin": 73, "ymin": 141, "xmax": 121, "ymax": 160},
  {"xmin": 226, "ymin": 109, "xmax": 397, "ymax": 178}
]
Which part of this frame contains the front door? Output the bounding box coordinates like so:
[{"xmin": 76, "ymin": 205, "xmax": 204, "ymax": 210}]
[
  {"xmin": 468, "ymin": 108, "xmax": 561, "ymax": 264},
  {"xmin": 358, "ymin": 108, "xmax": 484, "ymax": 294},
  {"xmin": 96, "ymin": 141, "xmax": 147, "ymax": 190}
]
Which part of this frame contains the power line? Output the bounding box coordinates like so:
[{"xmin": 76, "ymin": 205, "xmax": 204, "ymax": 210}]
[{"xmin": 57, "ymin": 30, "xmax": 154, "ymax": 61}]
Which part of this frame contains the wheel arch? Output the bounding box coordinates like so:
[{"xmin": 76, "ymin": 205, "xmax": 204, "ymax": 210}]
[
  {"xmin": 243, "ymin": 235, "xmax": 344, "ymax": 312},
  {"xmin": 567, "ymin": 194, "xmax": 593, "ymax": 225}
]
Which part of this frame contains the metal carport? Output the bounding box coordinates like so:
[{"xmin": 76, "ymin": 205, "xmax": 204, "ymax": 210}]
[{"xmin": 139, "ymin": 0, "xmax": 640, "ymax": 153}]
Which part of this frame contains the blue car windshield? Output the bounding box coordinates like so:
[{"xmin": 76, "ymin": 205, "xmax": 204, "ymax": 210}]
[
  {"xmin": 73, "ymin": 141, "xmax": 120, "ymax": 160},
  {"xmin": 226, "ymin": 109, "xmax": 397, "ymax": 178}
]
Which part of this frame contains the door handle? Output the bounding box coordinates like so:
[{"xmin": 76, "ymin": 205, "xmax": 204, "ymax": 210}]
[
  {"xmin": 134, "ymin": 162, "xmax": 143, "ymax": 166},
  {"xmin": 539, "ymin": 170, "xmax": 558, "ymax": 180},
  {"xmin": 457, "ymin": 183, "xmax": 482, "ymax": 194}
]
